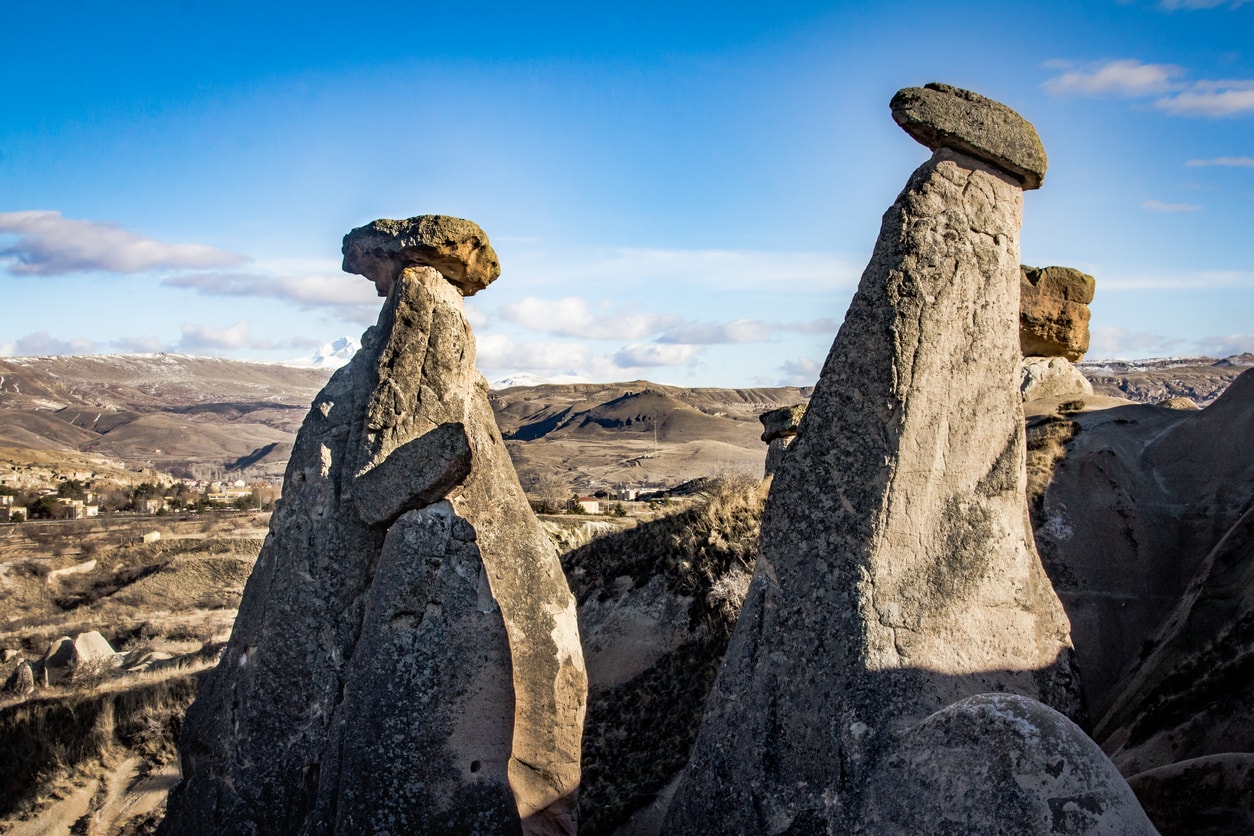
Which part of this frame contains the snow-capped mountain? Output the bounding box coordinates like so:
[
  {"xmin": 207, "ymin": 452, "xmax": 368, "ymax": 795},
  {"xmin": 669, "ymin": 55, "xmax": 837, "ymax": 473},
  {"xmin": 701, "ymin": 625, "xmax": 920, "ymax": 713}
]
[{"xmin": 292, "ymin": 337, "xmax": 361, "ymax": 369}]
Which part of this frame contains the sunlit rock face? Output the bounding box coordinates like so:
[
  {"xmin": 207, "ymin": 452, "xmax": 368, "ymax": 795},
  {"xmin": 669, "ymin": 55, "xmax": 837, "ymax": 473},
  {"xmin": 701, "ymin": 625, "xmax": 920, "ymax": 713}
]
[
  {"xmin": 664, "ymin": 85, "xmax": 1084, "ymax": 834},
  {"xmin": 162, "ymin": 218, "xmax": 585, "ymax": 836}
]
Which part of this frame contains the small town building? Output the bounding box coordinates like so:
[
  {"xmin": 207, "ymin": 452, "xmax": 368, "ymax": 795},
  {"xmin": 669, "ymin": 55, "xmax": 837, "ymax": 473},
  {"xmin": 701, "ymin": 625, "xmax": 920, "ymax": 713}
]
[{"xmin": 567, "ymin": 496, "xmax": 600, "ymax": 515}]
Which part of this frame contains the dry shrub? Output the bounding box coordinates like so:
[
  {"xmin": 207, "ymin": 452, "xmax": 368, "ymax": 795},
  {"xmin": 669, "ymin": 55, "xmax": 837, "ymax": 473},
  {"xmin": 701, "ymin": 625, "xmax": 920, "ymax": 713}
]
[{"xmin": 1025, "ymin": 415, "xmax": 1080, "ymax": 528}]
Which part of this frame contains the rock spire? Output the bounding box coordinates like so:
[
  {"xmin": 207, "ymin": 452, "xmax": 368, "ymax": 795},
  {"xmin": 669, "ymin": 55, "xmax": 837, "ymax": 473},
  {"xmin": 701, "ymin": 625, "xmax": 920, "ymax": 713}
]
[
  {"xmin": 162, "ymin": 216, "xmax": 585, "ymax": 835},
  {"xmin": 664, "ymin": 85, "xmax": 1088, "ymax": 833}
]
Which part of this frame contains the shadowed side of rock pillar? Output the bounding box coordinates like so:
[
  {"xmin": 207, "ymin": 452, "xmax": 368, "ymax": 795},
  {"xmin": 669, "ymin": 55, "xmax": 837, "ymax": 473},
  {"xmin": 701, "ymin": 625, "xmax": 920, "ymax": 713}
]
[{"xmin": 663, "ymin": 86, "xmax": 1081, "ymax": 834}]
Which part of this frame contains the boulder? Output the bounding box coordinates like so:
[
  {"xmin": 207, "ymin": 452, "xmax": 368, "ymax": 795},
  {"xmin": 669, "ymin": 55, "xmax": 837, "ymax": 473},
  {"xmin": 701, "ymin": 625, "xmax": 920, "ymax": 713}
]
[
  {"xmin": 163, "ymin": 221, "xmax": 585, "ymax": 835},
  {"xmin": 40, "ymin": 636, "xmax": 75, "ymax": 686},
  {"xmin": 342, "ymin": 214, "xmax": 501, "ymax": 297},
  {"xmin": 664, "ymin": 87, "xmax": 1079, "ymax": 834},
  {"xmin": 1020, "ymin": 265, "xmax": 1095, "ymax": 360},
  {"xmin": 1022, "ymin": 356, "xmax": 1094, "ymax": 402},
  {"xmin": 1157, "ymin": 396, "xmax": 1199, "ymax": 411},
  {"xmin": 891, "ymin": 82, "xmax": 1048, "ymax": 189},
  {"xmin": 862, "ymin": 694, "xmax": 1155, "ymax": 834}
]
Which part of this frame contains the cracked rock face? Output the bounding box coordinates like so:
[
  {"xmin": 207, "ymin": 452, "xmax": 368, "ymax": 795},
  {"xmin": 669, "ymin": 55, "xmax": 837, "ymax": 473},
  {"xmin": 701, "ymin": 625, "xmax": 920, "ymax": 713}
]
[
  {"xmin": 162, "ymin": 231, "xmax": 585, "ymax": 835},
  {"xmin": 664, "ymin": 90, "xmax": 1081, "ymax": 834}
]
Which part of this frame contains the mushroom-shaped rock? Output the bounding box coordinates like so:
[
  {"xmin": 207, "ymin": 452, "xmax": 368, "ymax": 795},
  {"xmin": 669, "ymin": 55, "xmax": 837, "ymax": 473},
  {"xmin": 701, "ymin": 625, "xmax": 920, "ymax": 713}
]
[
  {"xmin": 342, "ymin": 214, "xmax": 501, "ymax": 297},
  {"xmin": 891, "ymin": 83, "xmax": 1048, "ymax": 189}
]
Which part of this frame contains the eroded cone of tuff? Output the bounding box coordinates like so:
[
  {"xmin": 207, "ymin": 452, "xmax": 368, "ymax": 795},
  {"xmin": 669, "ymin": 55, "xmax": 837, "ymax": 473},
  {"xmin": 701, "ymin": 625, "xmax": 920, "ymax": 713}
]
[
  {"xmin": 892, "ymin": 83, "xmax": 1048, "ymax": 189},
  {"xmin": 162, "ymin": 245, "xmax": 584, "ymax": 834},
  {"xmin": 664, "ymin": 97, "xmax": 1080, "ymax": 832},
  {"xmin": 342, "ymin": 214, "xmax": 502, "ymax": 297}
]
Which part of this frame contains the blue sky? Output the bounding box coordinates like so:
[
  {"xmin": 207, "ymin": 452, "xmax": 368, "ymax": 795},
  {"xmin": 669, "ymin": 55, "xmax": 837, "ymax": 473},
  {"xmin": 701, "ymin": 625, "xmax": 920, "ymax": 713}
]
[{"xmin": 2, "ymin": 0, "xmax": 1251, "ymax": 386}]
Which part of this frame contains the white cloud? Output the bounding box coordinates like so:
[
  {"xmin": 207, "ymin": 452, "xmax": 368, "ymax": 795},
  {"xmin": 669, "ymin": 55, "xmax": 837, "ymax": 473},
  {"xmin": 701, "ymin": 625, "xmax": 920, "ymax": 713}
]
[
  {"xmin": 111, "ymin": 336, "xmax": 171, "ymax": 353},
  {"xmin": 12, "ymin": 331, "xmax": 97, "ymax": 355},
  {"xmin": 1043, "ymin": 59, "xmax": 1183, "ymax": 97},
  {"xmin": 476, "ymin": 333, "xmax": 594, "ymax": 372},
  {"xmin": 1155, "ymin": 82, "xmax": 1254, "ymax": 116},
  {"xmin": 1141, "ymin": 199, "xmax": 1202, "ymax": 212},
  {"xmin": 179, "ymin": 321, "xmax": 255, "ymax": 351},
  {"xmin": 0, "ymin": 210, "xmax": 244, "ymax": 276},
  {"xmin": 164, "ymin": 270, "xmax": 379, "ymax": 308},
  {"xmin": 613, "ymin": 343, "xmax": 702, "ymax": 368},
  {"xmin": 1195, "ymin": 333, "xmax": 1254, "ymax": 356},
  {"xmin": 1186, "ymin": 156, "xmax": 1254, "ymax": 167},
  {"xmin": 1042, "ymin": 60, "xmax": 1254, "ymax": 116},
  {"xmin": 0, "ymin": 341, "xmax": 13, "ymax": 357},
  {"xmin": 498, "ymin": 296, "xmax": 671, "ymax": 340}
]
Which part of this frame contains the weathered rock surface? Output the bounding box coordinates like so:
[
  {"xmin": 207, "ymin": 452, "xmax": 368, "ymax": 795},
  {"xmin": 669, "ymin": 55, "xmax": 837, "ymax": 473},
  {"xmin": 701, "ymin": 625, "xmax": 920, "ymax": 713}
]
[
  {"xmin": 162, "ymin": 225, "xmax": 584, "ymax": 835},
  {"xmin": 891, "ymin": 82, "xmax": 1048, "ymax": 189},
  {"xmin": 1022, "ymin": 356, "xmax": 1094, "ymax": 401},
  {"xmin": 342, "ymin": 214, "xmax": 501, "ymax": 297},
  {"xmin": 1021, "ymin": 265, "xmax": 1095, "ymax": 360},
  {"xmin": 1, "ymin": 658, "xmax": 33, "ymax": 696},
  {"xmin": 862, "ymin": 694, "xmax": 1155, "ymax": 834},
  {"xmin": 1035, "ymin": 369, "xmax": 1254, "ymax": 720},
  {"xmin": 759, "ymin": 403, "xmax": 806, "ymax": 476},
  {"xmin": 664, "ymin": 87, "xmax": 1079, "ymax": 834},
  {"xmin": 1097, "ymin": 500, "xmax": 1254, "ymax": 776},
  {"xmin": 1126, "ymin": 754, "xmax": 1254, "ymax": 836},
  {"xmin": 38, "ymin": 631, "xmax": 119, "ymax": 686}
]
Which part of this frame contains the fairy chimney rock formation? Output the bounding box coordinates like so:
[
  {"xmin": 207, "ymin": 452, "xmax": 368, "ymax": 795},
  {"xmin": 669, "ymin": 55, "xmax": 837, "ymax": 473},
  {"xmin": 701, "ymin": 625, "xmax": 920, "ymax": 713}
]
[
  {"xmin": 759, "ymin": 403, "xmax": 807, "ymax": 476},
  {"xmin": 1020, "ymin": 264, "xmax": 1096, "ymax": 361},
  {"xmin": 163, "ymin": 216, "xmax": 585, "ymax": 836},
  {"xmin": 342, "ymin": 214, "xmax": 502, "ymax": 297},
  {"xmin": 664, "ymin": 85, "xmax": 1083, "ymax": 833}
]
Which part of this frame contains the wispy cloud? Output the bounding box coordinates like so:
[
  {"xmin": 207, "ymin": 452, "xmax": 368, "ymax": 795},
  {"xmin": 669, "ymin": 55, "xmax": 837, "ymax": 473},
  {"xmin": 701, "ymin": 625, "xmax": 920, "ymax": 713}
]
[
  {"xmin": 163, "ymin": 269, "xmax": 380, "ymax": 323},
  {"xmin": 1186, "ymin": 156, "xmax": 1254, "ymax": 167},
  {"xmin": 7, "ymin": 331, "xmax": 97, "ymax": 356},
  {"xmin": 0, "ymin": 341, "xmax": 14, "ymax": 357},
  {"xmin": 1043, "ymin": 59, "xmax": 1254, "ymax": 116},
  {"xmin": 476, "ymin": 334, "xmax": 594, "ymax": 373},
  {"xmin": 1155, "ymin": 81, "xmax": 1254, "ymax": 116},
  {"xmin": 613, "ymin": 343, "xmax": 703, "ymax": 368},
  {"xmin": 0, "ymin": 210, "xmax": 244, "ymax": 276},
  {"xmin": 1141, "ymin": 199, "xmax": 1203, "ymax": 212},
  {"xmin": 498, "ymin": 296, "xmax": 673, "ymax": 340},
  {"xmin": 1158, "ymin": 0, "xmax": 1249, "ymax": 9},
  {"xmin": 1088, "ymin": 326, "xmax": 1254, "ymax": 359},
  {"xmin": 176, "ymin": 321, "xmax": 319, "ymax": 352},
  {"xmin": 1043, "ymin": 59, "xmax": 1183, "ymax": 97},
  {"xmin": 776, "ymin": 356, "xmax": 822, "ymax": 387}
]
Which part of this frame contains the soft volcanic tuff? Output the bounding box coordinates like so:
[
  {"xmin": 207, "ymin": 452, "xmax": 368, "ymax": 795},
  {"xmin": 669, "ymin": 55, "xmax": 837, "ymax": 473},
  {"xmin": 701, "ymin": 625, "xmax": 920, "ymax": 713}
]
[
  {"xmin": 162, "ymin": 220, "xmax": 585, "ymax": 835},
  {"xmin": 342, "ymin": 214, "xmax": 502, "ymax": 297},
  {"xmin": 891, "ymin": 82, "xmax": 1048, "ymax": 189},
  {"xmin": 1020, "ymin": 264, "xmax": 1096, "ymax": 360},
  {"xmin": 664, "ymin": 88, "xmax": 1083, "ymax": 834}
]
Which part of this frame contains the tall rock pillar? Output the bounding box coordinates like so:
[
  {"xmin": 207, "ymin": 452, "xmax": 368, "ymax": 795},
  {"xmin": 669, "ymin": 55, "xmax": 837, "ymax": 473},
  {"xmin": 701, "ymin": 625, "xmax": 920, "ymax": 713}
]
[
  {"xmin": 161, "ymin": 216, "xmax": 586, "ymax": 835},
  {"xmin": 663, "ymin": 85, "xmax": 1083, "ymax": 833}
]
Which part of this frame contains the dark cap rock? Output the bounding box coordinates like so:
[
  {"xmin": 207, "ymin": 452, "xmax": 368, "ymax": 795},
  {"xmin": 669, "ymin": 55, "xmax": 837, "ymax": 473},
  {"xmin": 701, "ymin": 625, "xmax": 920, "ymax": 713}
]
[
  {"xmin": 342, "ymin": 215, "xmax": 501, "ymax": 297},
  {"xmin": 891, "ymin": 83, "xmax": 1047, "ymax": 190}
]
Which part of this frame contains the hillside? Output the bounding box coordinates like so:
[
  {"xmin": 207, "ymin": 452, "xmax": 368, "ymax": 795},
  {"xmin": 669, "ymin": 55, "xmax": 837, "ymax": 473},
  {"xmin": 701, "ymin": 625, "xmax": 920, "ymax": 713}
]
[{"xmin": 0, "ymin": 352, "xmax": 1248, "ymax": 490}]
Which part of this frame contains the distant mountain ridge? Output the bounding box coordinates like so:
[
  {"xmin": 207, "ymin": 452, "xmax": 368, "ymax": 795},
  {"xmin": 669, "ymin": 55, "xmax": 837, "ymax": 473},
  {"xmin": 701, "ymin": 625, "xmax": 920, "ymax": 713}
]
[{"xmin": 0, "ymin": 352, "xmax": 1244, "ymax": 487}]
